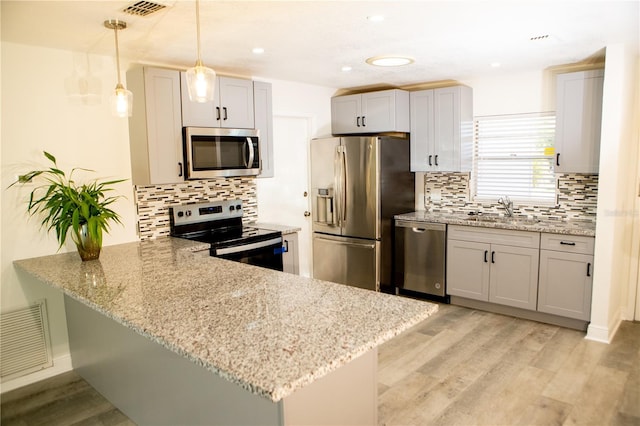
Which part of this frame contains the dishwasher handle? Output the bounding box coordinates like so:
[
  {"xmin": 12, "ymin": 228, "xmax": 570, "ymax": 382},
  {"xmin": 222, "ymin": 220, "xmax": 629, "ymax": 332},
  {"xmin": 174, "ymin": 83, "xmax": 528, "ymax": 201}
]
[{"xmin": 396, "ymin": 220, "xmax": 446, "ymax": 232}]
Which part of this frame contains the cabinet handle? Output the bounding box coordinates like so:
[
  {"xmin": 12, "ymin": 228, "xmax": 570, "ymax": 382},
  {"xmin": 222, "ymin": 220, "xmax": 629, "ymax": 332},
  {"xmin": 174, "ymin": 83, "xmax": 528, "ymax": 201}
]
[
  {"xmin": 587, "ymin": 262, "xmax": 592, "ymax": 277},
  {"xmin": 216, "ymin": 107, "xmax": 221, "ymax": 121},
  {"xmin": 556, "ymin": 153, "xmax": 560, "ymax": 167},
  {"xmin": 223, "ymin": 107, "xmax": 228, "ymax": 120},
  {"xmin": 356, "ymin": 116, "xmax": 361, "ymax": 127},
  {"xmin": 362, "ymin": 116, "xmax": 366, "ymax": 127},
  {"xmin": 491, "ymin": 251, "xmax": 495, "ymax": 263},
  {"xmin": 560, "ymin": 241, "xmax": 576, "ymax": 246},
  {"xmin": 178, "ymin": 162, "xmax": 183, "ymax": 177},
  {"xmin": 283, "ymin": 240, "xmax": 289, "ymax": 253},
  {"xmin": 484, "ymin": 250, "xmax": 488, "ymax": 263},
  {"xmin": 428, "ymin": 155, "xmax": 433, "ymax": 166},
  {"xmin": 435, "ymin": 155, "xmax": 439, "ymax": 166}
]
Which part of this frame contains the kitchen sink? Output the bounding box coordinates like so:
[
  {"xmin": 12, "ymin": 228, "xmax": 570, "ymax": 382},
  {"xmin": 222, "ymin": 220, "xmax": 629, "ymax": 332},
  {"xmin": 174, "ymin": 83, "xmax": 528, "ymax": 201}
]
[{"xmin": 464, "ymin": 215, "xmax": 540, "ymax": 225}]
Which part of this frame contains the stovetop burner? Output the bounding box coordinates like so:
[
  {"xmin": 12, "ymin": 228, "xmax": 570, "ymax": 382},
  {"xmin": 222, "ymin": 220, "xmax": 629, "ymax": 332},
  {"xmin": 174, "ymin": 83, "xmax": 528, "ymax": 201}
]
[{"xmin": 169, "ymin": 200, "xmax": 282, "ymax": 249}]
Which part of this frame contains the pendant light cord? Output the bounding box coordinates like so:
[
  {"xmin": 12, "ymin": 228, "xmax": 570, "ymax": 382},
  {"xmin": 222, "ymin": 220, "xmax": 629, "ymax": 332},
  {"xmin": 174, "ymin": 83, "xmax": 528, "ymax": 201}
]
[
  {"xmin": 113, "ymin": 25, "xmax": 123, "ymax": 86},
  {"xmin": 196, "ymin": 0, "xmax": 203, "ymax": 64}
]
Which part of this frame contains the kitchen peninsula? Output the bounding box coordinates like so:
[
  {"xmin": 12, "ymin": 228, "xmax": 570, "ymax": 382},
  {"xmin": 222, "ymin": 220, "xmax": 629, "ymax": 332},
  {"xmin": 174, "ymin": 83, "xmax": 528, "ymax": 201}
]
[{"xmin": 14, "ymin": 237, "xmax": 437, "ymax": 425}]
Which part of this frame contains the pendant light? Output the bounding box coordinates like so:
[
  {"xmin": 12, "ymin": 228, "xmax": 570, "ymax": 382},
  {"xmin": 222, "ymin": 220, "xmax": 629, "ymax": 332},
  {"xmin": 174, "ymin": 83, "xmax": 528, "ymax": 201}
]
[
  {"xmin": 185, "ymin": 0, "xmax": 216, "ymax": 103},
  {"xmin": 104, "ymin": 19, "xmax": 133, "ymax": 117}
]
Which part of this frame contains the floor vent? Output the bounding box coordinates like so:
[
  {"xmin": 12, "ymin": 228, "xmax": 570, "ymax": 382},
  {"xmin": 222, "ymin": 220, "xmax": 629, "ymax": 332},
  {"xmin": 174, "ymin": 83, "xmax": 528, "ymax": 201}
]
[
  {"xmin": 1, "ymin": 300, "xmax": 53, "ymax": 382},
  {"xmin": 122, "ymin": 1, "xmax": 167, "ymax": 17}
]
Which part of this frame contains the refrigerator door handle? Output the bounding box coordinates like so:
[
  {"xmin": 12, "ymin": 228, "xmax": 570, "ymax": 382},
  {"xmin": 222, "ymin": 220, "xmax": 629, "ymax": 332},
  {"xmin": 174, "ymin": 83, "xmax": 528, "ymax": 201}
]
[
  {"xmin": 313, "ymin": 235, "xmax": 376, "ymax": 250},
  {"xmin": 341, "ymin": 147, "xmax": 348, "ymax": 222},
  {"xmin": 334, "ymin": 146, "xmax": 343, "ymax": 227}
]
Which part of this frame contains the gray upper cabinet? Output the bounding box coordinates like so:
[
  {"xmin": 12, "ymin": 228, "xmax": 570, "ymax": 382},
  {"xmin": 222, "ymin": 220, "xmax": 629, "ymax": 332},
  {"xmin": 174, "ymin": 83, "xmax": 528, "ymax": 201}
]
[
  {"xmin": 127, "ymin": 66, "xmax": 184, "ymax": 185},
  {"xmin": 331, "ymin": 89, "xmax": 410, "ymax": 134},
  {"xmin": 555, "ymin": 69, "xmax": 604, "ymax": 173},
  {"xmin": 253, "ymin": 81, "xmax": 274, "ymax": 178},
  {"xmin": 181, "ymin": 74, "xmax": 255, "ymax": 129},
  {"xmin": 538, "ymin": 233, "xmax": 594, "ymax": 320},
  {"xmin": 410, "ymin": 85, "xmax": 473, "ymax": 172}
]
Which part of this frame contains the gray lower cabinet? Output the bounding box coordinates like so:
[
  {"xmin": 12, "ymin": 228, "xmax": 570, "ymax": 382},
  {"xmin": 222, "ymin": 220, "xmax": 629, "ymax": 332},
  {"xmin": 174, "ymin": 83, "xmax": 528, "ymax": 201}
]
[
  {"xmin": 282, "ymin": 232, "xmax": 299, "ymax": 275},
  {"xmin": 447, "ymin": 225, "xmax": 540, "ymax": 311},
  {"xmin": 537, "ymin": 233, "xmax": 594, "ymax": 320}
]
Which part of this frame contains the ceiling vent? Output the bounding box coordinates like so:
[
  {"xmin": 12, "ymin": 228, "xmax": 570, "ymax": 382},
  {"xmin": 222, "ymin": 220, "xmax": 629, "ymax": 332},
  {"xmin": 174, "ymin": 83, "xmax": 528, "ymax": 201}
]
[{"xmin": 123, "ymin": 1, "xmax": 167, "ymax": 17}]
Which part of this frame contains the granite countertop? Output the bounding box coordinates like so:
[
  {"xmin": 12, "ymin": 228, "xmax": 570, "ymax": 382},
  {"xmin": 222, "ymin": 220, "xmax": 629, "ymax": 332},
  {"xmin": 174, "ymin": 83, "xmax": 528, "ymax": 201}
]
[
  {"xmin": 252, "ymin": 222, "xmax": 302, "ymax": 235},
  {"xmin": 396, "ymin": 211, "xmax": 596, "ymax": 237},
  {"xmin": 14, "ymin": 238, "xmax": 437, "ymax": 402}
]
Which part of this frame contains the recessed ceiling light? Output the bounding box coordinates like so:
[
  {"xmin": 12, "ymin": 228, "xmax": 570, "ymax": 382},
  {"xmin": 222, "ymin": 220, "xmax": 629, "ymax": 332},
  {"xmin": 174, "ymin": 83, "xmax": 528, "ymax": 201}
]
[
  {"xmin": 491, "ymin": 62, "xmax": 501, "ymax": 68},
  {"xmin": 366, "ymin": 56, "xmax": 414, "ymax": 67},
  {"xmin": 252, "ymin": 47, "xmax": 265, "ymax": 54},
  {"xmin": 341, "ymin": 65, "xmax": 353, "ymax": 72},
  {"xmin": 367, "ymin": 15, "xmax": 385, "ymax": 22}
]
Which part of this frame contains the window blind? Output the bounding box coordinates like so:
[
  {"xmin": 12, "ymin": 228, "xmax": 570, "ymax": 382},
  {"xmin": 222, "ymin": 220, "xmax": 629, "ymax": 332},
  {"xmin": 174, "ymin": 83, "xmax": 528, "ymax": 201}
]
[{"xmin": 473, "ymin": 112, "xmax": 556, "ymax": 203}]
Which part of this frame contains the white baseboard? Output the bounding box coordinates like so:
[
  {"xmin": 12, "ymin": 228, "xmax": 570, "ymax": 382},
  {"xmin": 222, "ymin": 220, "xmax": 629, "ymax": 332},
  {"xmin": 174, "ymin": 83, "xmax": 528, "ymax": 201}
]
[
  {"xmin": 585, "ymin": 306, "xmax": 624, "ymax": 344},
  {"xmin": 0, "ymin": 354, "xmax": 72, "ymax": 394}
]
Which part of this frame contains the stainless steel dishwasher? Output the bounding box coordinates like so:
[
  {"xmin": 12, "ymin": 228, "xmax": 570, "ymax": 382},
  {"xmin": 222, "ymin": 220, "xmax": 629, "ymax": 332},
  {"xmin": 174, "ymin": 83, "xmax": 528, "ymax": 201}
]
[{"xmin": 394, "ymin": 220, "xmax": 447, "ymax": 300}]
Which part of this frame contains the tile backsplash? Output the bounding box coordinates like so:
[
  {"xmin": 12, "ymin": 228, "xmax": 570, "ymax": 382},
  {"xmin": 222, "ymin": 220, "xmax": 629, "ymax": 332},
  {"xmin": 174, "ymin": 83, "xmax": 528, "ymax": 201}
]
[
  {"xmin": 422, "ymin": 172, "xmax": 598, "ymax": 221},
  {"xmin": 135, "ymin": 178, "xmax": 257, "ymax": 240}
]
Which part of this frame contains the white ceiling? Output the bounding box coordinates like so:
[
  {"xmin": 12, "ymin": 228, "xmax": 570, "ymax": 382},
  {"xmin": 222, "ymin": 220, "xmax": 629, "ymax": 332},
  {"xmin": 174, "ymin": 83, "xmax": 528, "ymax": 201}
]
[{"xmin": 2, "ymin": 1, "xmax": 639, "ymax": 89}]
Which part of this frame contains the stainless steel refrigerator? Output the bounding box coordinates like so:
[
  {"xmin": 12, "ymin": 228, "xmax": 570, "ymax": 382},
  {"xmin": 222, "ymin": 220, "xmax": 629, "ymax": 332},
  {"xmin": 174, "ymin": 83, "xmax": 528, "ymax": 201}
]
[{"xmin": 311, "ymin": 136, "xmax": 414, "ymax": 292}]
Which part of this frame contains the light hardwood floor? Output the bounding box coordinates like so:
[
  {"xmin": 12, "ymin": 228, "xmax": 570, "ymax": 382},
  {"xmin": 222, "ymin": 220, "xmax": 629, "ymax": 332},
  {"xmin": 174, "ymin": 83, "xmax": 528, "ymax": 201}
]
[{"xmin": 2, "ymin": 303, "xmax": 638, "ymax": 426}]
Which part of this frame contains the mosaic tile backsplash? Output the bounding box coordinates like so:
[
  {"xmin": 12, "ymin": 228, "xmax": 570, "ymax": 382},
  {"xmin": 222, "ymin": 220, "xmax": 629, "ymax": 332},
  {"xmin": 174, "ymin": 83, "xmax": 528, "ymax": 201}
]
[
  {"xmin": 135, "ymin": 178, "xmax": 257, "ymax": 240},
  {"xmin": 422, "ymin": 173, "xmax": 598, "ymax": 221}
]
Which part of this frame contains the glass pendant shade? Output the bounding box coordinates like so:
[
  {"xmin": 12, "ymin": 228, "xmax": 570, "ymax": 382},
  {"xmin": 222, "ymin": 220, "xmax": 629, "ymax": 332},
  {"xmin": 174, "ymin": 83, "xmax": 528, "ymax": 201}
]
[
  {"xmin": 186, "ymin": 61, "xmax": 216, "ymax": 103},
  {"xmin": 104, "ymin": 19, "xmax": 132, "ymax": 118},
  {"xmin": 111, "ymin": 83, "xmax": 133, "ymax": 117}
]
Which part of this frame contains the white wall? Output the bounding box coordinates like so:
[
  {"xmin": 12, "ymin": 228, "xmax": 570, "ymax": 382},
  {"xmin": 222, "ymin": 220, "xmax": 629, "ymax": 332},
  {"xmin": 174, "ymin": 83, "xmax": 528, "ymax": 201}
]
[
  {"xmin": 587, "ymin": 44, "xmax": 640, "ymax": 342},
  {"xmin": 1, "ymin": 42, "xmax": 139, "ymax": 391}
]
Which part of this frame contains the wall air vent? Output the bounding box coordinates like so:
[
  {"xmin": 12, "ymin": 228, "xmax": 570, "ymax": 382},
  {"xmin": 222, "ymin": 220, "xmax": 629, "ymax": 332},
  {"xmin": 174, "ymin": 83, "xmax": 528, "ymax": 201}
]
[
  {"xmin": 530, "ymin": 34, "xmax": 550, "ymax": 41},
  {"xmin": 123, "ymin": 1, "xmax": 167, "ymax": 17}
]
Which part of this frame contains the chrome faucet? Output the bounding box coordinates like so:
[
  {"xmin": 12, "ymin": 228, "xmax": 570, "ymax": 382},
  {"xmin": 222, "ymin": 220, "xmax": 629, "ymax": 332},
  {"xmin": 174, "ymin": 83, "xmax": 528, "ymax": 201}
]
[{"xmin": 497, "ymin": 196, "xmax": 514, "ymax": 217}]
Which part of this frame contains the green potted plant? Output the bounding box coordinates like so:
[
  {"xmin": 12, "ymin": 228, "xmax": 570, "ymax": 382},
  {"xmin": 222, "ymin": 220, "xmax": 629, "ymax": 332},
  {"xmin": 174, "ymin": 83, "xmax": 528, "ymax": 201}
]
[{"xmin": 10, "ymin": 151, "xmax": 125, "ymax": 261}]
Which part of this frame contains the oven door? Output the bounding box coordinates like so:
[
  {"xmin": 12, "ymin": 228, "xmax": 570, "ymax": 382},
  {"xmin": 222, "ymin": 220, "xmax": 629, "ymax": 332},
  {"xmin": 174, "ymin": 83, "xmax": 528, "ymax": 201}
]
[{"xmin": 211, "ymin": 237, "xmax": 284, "ymax": 271}]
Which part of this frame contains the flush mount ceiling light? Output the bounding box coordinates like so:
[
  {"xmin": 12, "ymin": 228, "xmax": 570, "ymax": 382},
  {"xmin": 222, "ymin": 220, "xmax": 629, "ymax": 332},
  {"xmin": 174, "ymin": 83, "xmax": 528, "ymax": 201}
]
[
  {"xmin": 341, "ymin": 65, "xmax": 353, "ymax": 72},
  {"xmin": 104, "ymin": 19, "xmax": 133, "ymax": 117},
  {"xmin": 366, "ymin": 56, "xmax": 414, "ymax": 67},
  {"xmin": 252, "ymin": 47, "xmax": 265, "ymax": 54},
  {"xmin": 186, "ymin": 0, "xmax": 216, "ymax": 103},
  {"xmin": 367, "ymin": 15, "xmax": 385, "ymax": 22}
]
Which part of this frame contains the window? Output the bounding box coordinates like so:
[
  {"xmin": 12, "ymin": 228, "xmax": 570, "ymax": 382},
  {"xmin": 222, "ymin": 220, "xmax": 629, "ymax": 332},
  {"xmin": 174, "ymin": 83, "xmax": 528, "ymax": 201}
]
[{"xmin": 472, "ymin": 112, "xmax": 556, "ymax": 204}]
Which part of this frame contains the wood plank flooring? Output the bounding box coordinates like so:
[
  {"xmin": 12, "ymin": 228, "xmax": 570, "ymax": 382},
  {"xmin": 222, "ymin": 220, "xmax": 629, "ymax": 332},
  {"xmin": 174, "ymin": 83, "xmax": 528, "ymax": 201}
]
[{"xmin": 2, "ymin": 303, "xmax": 638, "ymax": 425}]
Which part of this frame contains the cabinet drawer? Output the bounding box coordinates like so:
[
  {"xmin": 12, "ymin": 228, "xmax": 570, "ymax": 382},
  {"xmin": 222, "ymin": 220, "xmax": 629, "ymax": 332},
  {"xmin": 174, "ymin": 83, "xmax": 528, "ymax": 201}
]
[
  {"xmin": 448, "ymin": 225, "xmax": 539, "ymax": 249},
  {"xmin": 540, "ymin": 233, "xmax": 594, "ymax": 255}
]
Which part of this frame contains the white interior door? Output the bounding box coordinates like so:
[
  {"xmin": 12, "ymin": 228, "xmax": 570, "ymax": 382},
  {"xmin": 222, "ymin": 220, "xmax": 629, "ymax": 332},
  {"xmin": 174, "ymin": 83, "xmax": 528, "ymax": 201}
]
[{"xmin": 256, "ymin": 115, "xmax": 312, "ymax": 277}]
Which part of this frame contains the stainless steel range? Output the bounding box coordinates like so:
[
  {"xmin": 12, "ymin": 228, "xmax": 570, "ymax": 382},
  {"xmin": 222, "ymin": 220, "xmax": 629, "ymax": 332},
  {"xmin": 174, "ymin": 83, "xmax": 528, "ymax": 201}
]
[{"xmin": 169, "ymin": 200, "xmax": 284, "ymax": 271}]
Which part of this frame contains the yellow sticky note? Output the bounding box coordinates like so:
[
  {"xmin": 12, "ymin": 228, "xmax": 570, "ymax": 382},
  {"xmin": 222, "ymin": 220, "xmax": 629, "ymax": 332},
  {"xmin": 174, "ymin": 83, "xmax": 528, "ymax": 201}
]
[{"xmin": 544, "ymin": 147, "xmax": 556, "ymax": 156}]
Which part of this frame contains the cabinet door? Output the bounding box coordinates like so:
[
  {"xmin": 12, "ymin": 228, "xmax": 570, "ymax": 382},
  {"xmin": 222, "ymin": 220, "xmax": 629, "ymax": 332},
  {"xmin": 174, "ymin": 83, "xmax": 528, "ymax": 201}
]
[
  {"xmin": 253, "ymin": 81, "xmax": 274, "ymax": 178},
  {"xmin": 218, "ymin": 77, "xmax": 255, "ymax": 129},
  {"xmin": 555, "ymin": 70, "xmax": 603, "ymax": 173},
  {"xmin": 489, "ymin": 244, "xmax": 539, "ymax": 311},
  {"xmin": 433, "ymin": 86, "xmax": 461, "ymax": 171},
  {"xmin": 180, "ymin": 72, "xmax": 221, "ymax": 127},
  {"xmin": 409, "ymin": 90, "xmax": 435, "ymax": 172},
  {"xmin": 362, "ymin": 90, "xmax": 409, "ymax": 133},
  {"xmin": 331, "ymin": 94, "xmax": 361, "ymax": 134},
  {"xmin": 142, "ymin": 67, "xmax": 184, "ymax": 184},
  {"xmin": 283, "ymin": 233, "xmax": 299, "ymax": 275},
  {"xmin": 446, "ymin": 239, "xmax": 490, "ymax": 301},
  {"xmin": 538, "ymin": 250, "xmax": 593, "ymax": 320}
]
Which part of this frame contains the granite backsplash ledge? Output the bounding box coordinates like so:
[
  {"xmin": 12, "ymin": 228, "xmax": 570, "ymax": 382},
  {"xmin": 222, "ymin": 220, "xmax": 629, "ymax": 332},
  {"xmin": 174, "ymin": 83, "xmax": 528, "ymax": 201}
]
[
  {"xmin": 422, "ymin": 172, "xmax": 598, "ymax": 222},
  {"xmin": 135, "ymin": 178, "xmax": 257, "ymax": 240}
]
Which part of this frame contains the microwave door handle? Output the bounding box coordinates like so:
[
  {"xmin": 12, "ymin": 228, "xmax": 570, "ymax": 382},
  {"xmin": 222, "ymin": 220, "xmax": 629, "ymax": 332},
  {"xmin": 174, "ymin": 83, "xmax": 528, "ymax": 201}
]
[{"xmin": 246, "ymin": 137, "xmax": 255, "ymax": 169}]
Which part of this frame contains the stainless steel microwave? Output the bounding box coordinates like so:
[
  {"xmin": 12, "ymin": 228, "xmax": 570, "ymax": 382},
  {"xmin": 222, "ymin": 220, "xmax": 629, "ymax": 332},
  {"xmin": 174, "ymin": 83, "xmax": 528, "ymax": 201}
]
[{"xmin": 183, "ymin": 127, "xmax": 261, "ymax": 179}]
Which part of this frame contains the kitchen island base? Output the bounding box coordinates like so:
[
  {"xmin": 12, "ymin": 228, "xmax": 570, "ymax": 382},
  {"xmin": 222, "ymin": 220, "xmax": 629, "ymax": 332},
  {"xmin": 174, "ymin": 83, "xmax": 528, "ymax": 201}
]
[{"xmin": 65, "ymin": 295, "xmax": 377, "ymax": 425}]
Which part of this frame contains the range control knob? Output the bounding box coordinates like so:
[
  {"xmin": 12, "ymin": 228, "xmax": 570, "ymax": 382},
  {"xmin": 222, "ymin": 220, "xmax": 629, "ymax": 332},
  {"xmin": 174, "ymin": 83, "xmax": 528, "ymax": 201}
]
[
  {"xmin": 230, "ymin": 205, "xmax": 235, "ymax": 211},
  {"xmin": 177, "ymin": 211, "xmax": 184, "ymax": 218},
  {"xmin": 236, "ymin": 204, "xmax": 242, "ymax": 210},
  {"xmin": 185, "ymin": 210, "xmax": 192, "ymax": 217}
]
